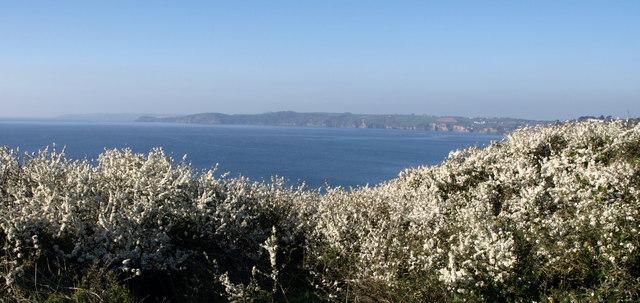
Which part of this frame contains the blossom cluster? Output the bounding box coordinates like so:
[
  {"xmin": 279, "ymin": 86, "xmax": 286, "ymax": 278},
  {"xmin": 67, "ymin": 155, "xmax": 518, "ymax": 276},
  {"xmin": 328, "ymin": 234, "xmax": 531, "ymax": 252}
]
[
  {"xmin": 1, "ymin": 120, "xmax": 639, "ymax": 301},
  {"xmin": 0, "ymin": 146, "xmax": 315, "ymax": 298},
  {"xmin": 305, "ymin": 120, "xmax": 639, "ymax": 299}
]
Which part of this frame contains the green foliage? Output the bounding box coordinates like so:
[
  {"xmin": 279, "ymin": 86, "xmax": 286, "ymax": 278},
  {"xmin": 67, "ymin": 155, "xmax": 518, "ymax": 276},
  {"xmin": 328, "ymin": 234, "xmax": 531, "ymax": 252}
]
[{"xmin": 0, "ymin": 260, "xmax": 135, "ymax": 303}]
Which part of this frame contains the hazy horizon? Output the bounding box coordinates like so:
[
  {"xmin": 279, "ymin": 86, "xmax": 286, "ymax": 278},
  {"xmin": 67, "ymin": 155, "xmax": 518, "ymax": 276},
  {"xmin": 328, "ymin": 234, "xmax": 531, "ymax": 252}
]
[
  {"xmin": 0, "ymin": 110, "xmax": 623, "ymax": 122},
  {"xmin": 1, "ymin": 1, "xmax": 638, "ymax": 120}
]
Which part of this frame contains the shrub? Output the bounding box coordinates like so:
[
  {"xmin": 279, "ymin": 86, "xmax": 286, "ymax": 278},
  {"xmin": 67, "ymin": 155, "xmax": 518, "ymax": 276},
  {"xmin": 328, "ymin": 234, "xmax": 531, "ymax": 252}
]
[
  {"xmin": 305, "ymin": 120, "xmax": 640, "ymax": 301},
  {"xmin": 0, "ymin": 146, "xmax": 317, "ymax": 302},
  {"xmin": 1, "ymin": 120, "xmax": 639, "ymax": 302}
]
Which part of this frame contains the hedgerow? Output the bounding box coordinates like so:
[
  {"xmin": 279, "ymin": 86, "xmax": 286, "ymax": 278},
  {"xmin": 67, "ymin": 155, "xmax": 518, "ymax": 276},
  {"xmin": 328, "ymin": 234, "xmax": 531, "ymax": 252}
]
[{"xmin": 1, "ymin": 120, "xmax": 639, "ymax": 302}]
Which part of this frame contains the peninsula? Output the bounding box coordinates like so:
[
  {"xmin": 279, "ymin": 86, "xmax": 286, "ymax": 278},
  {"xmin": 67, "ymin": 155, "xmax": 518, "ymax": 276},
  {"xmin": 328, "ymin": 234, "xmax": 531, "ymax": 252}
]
[{"xmin": 136, "ymin": 111, "xmax": 550, "ymax": 135}]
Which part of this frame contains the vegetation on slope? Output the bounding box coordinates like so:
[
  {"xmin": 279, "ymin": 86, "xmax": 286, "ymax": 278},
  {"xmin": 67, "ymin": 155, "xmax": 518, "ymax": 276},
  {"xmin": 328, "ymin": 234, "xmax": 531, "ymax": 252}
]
[
  {"xmin": 137, "ymin": 111, "xmax": 547, "ymax": 134},
  {"xmin": 1, "ymin": 120, "xmax": 639, "ymax": 302}
]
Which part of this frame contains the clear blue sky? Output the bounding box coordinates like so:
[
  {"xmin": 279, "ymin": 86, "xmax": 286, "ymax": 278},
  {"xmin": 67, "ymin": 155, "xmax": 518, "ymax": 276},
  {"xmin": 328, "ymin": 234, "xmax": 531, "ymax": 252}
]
[{"xmin": 1, "ymin": 1, "xmax": 638, "ymax": 120}]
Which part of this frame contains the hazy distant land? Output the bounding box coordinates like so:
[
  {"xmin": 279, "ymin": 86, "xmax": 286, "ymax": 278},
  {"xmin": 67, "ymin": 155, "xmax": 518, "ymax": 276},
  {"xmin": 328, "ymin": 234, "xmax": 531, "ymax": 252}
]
[
  {"xmin": 56, "ymin": 113, "xmax": 175, "ymax": 122},
  {"xmin": 136, "ymin": 111, "xmax": 551, "ymax": 135}
]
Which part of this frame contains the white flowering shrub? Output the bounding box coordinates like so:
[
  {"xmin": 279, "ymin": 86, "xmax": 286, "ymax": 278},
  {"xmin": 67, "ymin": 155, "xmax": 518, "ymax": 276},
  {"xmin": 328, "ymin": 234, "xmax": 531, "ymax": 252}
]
[
  {"xmin": 0, "ymin": 146, "xmax": 317, "ymax": 301},
  {"xmin": 1, "ymin": 120, "xmax": 639, "ymax": 302},
  {"xmin": 305, "ymin": 120, "xmax": 640, "ymax": 301}
]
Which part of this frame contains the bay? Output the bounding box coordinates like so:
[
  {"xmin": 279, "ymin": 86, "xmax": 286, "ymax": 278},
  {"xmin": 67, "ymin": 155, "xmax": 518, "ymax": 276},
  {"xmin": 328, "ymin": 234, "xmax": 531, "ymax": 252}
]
[{"xmin": 0, "ymin": 119, "xmax": 502, "ymax": 188}]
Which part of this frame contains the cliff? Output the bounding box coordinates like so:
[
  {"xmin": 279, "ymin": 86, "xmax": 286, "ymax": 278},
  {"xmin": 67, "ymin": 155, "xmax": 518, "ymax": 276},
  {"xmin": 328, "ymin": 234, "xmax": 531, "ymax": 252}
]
[{"xmin": 137, "ymin": 111, "xmax": 549, "ymax": 135}]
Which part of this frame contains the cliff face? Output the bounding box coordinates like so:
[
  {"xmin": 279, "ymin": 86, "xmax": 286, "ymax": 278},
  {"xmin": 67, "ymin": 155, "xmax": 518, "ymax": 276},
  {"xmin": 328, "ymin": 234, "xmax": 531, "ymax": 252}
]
[{"xmin": 137, "ymin": 111, "xmax": 549, "ymax": 135}]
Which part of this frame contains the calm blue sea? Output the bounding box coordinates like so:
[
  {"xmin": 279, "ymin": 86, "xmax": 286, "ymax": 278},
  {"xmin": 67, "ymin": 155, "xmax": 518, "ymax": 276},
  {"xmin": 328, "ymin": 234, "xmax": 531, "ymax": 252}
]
[{"xmin": 0, "ymin": 119, "xmax": 502, "ymax": 188}]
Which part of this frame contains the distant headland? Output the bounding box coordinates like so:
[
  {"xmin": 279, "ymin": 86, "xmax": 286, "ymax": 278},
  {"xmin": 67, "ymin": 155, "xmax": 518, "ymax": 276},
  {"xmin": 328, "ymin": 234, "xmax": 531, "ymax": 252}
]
[{"xmin": 136, "ymin": 111, "xmax": 552, "ymax": 135}]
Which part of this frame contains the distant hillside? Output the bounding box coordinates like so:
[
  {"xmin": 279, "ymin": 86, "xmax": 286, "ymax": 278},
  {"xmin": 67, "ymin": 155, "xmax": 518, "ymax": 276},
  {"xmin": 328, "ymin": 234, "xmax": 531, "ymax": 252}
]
[
  {"xmin": 137, "ymin": 111, "xmax": 550, "ymax": 134},
  {"xmin": 57, "ymin": 113, "xmax": 176, "ymax": 122}
]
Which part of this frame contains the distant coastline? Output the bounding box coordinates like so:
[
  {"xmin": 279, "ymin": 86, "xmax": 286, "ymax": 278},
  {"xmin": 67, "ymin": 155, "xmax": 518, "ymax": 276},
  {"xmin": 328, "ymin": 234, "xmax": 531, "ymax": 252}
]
[{"xmin": 136, "ymin": 111, "xmax": 551, "ymax": 135}]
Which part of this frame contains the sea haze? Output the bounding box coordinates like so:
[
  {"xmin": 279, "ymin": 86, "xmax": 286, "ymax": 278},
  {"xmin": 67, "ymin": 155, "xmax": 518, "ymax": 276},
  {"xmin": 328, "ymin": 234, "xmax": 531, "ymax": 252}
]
[{"xmin": 0, "ymin": 120, "xmax": 502, "ymax": 188}]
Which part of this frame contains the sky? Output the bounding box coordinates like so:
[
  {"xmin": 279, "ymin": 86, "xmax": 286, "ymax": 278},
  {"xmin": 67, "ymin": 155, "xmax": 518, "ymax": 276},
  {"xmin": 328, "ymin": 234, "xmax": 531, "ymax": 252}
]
[{"xmin": 1, "ymin": 1, "xmax": 638, "ymax": 120}]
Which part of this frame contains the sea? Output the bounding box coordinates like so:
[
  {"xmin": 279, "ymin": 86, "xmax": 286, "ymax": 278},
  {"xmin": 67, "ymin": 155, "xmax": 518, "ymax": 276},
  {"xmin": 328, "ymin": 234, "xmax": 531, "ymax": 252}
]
[{"xmin": 0, "ymin": 119, "xmax": 502, "ymax": 188}]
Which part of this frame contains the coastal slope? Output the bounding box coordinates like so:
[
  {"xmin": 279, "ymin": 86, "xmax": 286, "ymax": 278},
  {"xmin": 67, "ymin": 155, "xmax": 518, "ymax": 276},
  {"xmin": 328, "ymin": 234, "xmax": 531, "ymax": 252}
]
[{"xmin": 137, "ymin": 111, "xmax": 549, "ymax": 134}]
